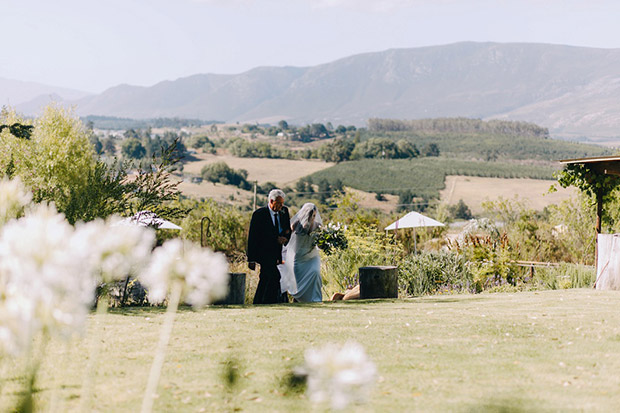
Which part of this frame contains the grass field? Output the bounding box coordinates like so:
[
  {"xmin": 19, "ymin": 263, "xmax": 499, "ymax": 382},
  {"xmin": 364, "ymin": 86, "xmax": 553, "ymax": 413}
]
[
  {"xmin": 183, "ymin": 152, "xmax": 333, "ymax": 186},
  {"xmin": 440, "ymin": 176, "xmax": 578, "ymax": 215},
  {"xmin": 309, "ymin": 158, "xmax": 557, "ymax": 200},
  {"xmin": 4, "ymin": 289, "xmax": 620, "ymax": 412}
]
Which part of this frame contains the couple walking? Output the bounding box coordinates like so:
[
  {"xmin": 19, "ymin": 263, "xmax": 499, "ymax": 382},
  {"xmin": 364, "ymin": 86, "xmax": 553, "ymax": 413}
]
[{"xmin": 247, "ymin": 189, "xmax": 322, "ymax": 304}]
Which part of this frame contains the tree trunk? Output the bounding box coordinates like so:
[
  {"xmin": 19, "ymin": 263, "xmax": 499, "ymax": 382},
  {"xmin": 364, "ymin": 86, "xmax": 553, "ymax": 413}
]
[
  {"xmin": 359, "ymin": 266, "xmax": 398, "ymax": 299},
  {"xmin": 214, "ymin": 273, "xmax": 246, "ymax": 305}
]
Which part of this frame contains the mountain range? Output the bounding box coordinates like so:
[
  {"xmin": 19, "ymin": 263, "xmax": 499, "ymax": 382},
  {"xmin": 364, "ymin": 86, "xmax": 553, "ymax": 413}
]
[{"xmin": 6, "ymin": 42, "xmax": 620, "ymax": 140}]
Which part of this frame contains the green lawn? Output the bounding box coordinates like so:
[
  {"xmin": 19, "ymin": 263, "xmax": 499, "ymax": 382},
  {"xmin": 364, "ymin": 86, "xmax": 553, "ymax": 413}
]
[{"xmin": 3, "ymin": 289, "xmax": 620, "ymax": 412}]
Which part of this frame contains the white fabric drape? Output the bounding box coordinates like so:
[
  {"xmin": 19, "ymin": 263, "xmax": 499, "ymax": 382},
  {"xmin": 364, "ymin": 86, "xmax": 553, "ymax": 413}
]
[{"xmin": 280, "ymin": 203, "xmax": 322, "ymax": 297}]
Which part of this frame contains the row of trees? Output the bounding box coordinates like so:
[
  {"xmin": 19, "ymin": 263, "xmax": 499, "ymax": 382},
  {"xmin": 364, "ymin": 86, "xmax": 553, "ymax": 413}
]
[
  {"xmin": 233, "ymin": 120, "xmax": 358, "ymax": 142},
  {"xmin": 317, "ymin": 138, "xmax": 439, "ymax": 163},
  {"xmin": 368, "ymin": 117, "xmax": 550, "ymax": 138},
  {"xmin": 197, "ymin": 135, "xmax": 440, "ymax": 163}
]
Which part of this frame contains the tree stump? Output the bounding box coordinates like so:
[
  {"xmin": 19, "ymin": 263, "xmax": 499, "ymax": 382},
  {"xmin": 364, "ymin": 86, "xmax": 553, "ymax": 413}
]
[
  {"xmin": 359, "ymin": 266, "xmax": 398, "ymax": 299},
  {"xmin": 214, "ymin": 273, "xmax": 246, "ymax": 305}
]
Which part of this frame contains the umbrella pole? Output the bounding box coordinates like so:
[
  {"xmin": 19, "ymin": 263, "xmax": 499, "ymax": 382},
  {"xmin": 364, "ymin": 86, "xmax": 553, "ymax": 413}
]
[{"xmin": 414, "ymin": 228, "xmax": 417, "ymax": 253}]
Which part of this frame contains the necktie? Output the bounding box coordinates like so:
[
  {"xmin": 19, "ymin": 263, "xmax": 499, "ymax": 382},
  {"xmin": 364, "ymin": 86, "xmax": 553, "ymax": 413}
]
[{"xmin": 274, "ymin": 212, "xmax": 280, "ymax": 234}]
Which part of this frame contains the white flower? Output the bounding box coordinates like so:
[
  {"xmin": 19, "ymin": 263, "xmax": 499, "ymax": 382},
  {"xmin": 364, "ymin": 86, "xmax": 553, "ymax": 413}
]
[
  {"xmin": 0, "ymin": 204, "xmax": 95, "ymax": 355},
  {"xmin": 302, "ymin": 341, "xmax": 377, "ymax": 410},
  {"xmin": 72, "ymin": 217, "xmax": 156, "ymax": 282},
  {"xmin": 139, "ymin": 239, "xmax": 229, "ymax": 308},
  {"xmin": 0, "ymin": 177, "xmax": 32, "ymax": 227}
]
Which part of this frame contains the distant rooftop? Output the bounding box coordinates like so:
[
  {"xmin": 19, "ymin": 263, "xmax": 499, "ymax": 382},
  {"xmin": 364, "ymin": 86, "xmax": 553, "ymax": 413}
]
[
  {"xmin": 560, "ymin": 155, "xmax": 620, "ymax": 164},
  {"xmin": 559, "ymin": 155, "xmax": 620, "ymax": 175}
]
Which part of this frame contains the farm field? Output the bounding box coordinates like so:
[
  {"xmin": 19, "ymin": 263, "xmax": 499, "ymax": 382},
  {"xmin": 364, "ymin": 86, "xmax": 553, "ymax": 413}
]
[
  {"xmin": 178, "ymin": 153, "xmax": 576, "ymax": 215},
  {"xmin": 440, "ymin": 175, "xmax": 578, "ymax": 215},
  {"xmin": 5, "ymin": 289, "xmax": 620, "ymax": 412},
  {"xmin": 183, "ymin": 152, "xmax": 333, "ymax": 186}
]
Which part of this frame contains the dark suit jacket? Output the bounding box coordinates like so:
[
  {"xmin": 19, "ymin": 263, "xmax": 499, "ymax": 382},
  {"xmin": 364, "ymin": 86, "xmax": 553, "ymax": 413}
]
[{"xmin": 247, "ymin": 206, "xmax": 291, "ymax": 266}]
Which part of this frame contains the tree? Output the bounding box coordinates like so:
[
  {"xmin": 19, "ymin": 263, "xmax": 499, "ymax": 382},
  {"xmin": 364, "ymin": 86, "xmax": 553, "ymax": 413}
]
[
  {"xmin": 122, "ymin": 138, "xmax": 146, "ymax": 159},
  {"xmin": 318, "ymin": 139, "xmax": 354, "ymax": 163},
  {"xmin": 103, "ymin": 137, "xmax": 116, "ymax": 155},
  {"xmin": 123, "ymin": 128, "xmax": 140, "ymax": 140},
  {"xmin": 449, "ymin": 199, "xmax": 473, "ymax": 220},
  {"xmin": 19, "ymin": 105, "xmax": 96, "ymax": 210},
  {"xmin": 423, "ymin": 143, "xmax": 440, "ymax": 157},
  {"xmin": 90, "ymin": 134, "xmax": 103, "ymax": 154},
  {"xmin": 556, "ymin": 163, "xmax": 620, "ymax": 233},
  {"xmin": 318, "ymin": 178, "xmax": 331, "ymax": 204},
  {"xmin": 397, "ymin": 190, "xmax": 414, "ymax": 212},
  {"xmin": 278, "ymin": 120, "xmax": 289, "ymax": 130},
  {"xmin": 201, "ymin": 162, "xmax": 250, "ymax": 190},
  {"xmin": 0, "ymin": 122, "xmax": 33, "ymax": 139},
  {"xmin": 1, "ymin": 105, "xmax": 189, "ymax": 224},
  {"xmin": 395, "ymin": 139, "xmax": 419, "ymax": 158}
]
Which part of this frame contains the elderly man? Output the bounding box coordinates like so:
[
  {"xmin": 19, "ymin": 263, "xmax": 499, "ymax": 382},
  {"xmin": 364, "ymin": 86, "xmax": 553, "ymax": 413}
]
[{"xmin": 247, "ymin": 189, "xmax": 291, "ymax": 304}]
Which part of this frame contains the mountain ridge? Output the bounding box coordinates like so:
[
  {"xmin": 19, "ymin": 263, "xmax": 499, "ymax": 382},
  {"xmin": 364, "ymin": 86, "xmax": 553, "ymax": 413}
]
[{"xmin": 10, "ymin": 42, "xmax": 620, "ymax": 139}]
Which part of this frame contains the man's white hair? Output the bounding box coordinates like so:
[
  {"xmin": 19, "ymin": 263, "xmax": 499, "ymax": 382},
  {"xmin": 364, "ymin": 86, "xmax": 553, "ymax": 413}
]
[{"xmin": 268, "ymin": 189, "xmax": 286, "ymax": 201}]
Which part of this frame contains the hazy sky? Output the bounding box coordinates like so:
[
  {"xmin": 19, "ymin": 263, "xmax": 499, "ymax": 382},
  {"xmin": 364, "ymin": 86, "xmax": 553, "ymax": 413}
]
[{"xmin": 2, "ymin": 0, "xmax": 620, "ymax": 93}]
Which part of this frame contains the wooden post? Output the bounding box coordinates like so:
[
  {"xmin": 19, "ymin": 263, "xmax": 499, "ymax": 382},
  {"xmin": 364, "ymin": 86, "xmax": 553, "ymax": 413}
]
[
  {"xmin": 596, "ymin": 188, "xmax": 603, "ymax": 235},
  {"xmin": 359, "ymin": 266, "xmax": 398, "ymax": 299},
  {"xmin": 594, "ymin": 188, "xmax": 603, "ymax": 285}
]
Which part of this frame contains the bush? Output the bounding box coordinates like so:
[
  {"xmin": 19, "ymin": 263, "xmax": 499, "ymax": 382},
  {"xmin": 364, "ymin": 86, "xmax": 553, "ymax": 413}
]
[
  {"xmin": 398, "ymin": 250, "xmax": 473, "ymax": 297},
  {"xmin": 321, "ymin": 220, "xmax": 401, "ymax": 294},
  {"xmin": 528, "ymin": 262, "xmax": 595, "ymax": 290},
  {"xmin": 178, "ymin": 198, "xmax": 249, "ymax": 258}
]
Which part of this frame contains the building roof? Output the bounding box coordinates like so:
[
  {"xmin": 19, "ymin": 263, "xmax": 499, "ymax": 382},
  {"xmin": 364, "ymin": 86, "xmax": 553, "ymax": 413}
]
[{"xmin": 559, "ymin": 155, "xmax": 620, "ymax": 176}]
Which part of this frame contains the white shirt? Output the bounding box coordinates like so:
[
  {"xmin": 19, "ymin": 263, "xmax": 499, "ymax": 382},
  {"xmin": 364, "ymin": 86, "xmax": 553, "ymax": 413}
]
[{"xmin": 268, "ymin": 206, "xmax": 280, "ymax": 232}]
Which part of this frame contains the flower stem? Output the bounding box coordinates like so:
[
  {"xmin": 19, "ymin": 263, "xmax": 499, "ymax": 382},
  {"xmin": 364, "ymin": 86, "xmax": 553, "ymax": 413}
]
[
  {"xmin": 78, "ymin": 294, "xmax": 109, "ymax": 412},
  {"xmin": 141, "ymin": 280, "xmax": 183, "ymax": 413}
]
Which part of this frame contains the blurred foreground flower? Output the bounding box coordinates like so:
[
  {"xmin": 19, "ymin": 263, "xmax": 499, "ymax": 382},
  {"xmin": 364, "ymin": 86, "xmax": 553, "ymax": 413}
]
[
  {"xmin": 140, "ymin": 239, "xmax": 229, "ymax": 413},
  {"xmin": 139, "ymin": 239, "xmax": 229, "ymax": 308},
  {"xmin": 0, "ymin": 204, "xmax": 94, "ymax": 355},
  {"xmin": 0, "ymin": 177, "xmax": 32, "ymax": 227},
  {"xmin": 301, "ymin": 341, "xmax": 377, "ymax": 410},
  {"xmin": 73, "ymin": 217, "xmax": 155, "ymax": 282}
]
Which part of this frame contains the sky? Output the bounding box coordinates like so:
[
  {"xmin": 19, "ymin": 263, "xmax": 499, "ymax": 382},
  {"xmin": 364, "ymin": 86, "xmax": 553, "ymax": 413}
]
[{"xmin": 2, "ymin": 0, "xmax": 620, "ymax": 93}]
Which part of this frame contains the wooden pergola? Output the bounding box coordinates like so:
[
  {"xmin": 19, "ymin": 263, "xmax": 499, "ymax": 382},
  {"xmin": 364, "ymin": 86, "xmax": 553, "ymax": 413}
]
[{"xmin": 560, "ymin": 155, "xmax": 620, "ymax": 234}]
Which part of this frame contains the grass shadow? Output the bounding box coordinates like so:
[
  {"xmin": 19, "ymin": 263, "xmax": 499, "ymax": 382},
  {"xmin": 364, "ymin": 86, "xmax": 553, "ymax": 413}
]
[
  {"xmin": 107, "ymin": 294, "xmax": 491, "ymax": 317},
  {"xmin": 462, "ymin": 398, "xmax": 544, "ymax": 413},
  {"xmin": 413, "ymin": 295, "xmax": 488, "ymax": 304}
]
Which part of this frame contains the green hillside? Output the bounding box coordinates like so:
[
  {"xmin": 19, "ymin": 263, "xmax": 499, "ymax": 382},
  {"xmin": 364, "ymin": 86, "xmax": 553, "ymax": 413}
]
[
  {"xmin": 308, "ymin": 157, "xmax": 557, "ymax": 199},
  {"xmin": 360, "ymin": 119, "xmax": 611, "ymax": 161}
]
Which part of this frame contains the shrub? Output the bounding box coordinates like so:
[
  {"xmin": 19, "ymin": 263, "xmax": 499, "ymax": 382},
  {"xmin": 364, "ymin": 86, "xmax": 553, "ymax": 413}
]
[
  {"xmin": 321, "ymin": 222, "xmax": 401, "ymax": 293},
  {"xmin": 398, "ymin": 250, "xmax": 473, "ymax": 297},
  {"xmin": 178, "ymin": 198, "xmax": 249, "ymax": 258},
  {"xmin": 529, "ymin": 263, "xmax": 595, "ymax": 290},
  {"xmin": 447, "ymin": 219, "xmax": 520, "ymax": 291}
]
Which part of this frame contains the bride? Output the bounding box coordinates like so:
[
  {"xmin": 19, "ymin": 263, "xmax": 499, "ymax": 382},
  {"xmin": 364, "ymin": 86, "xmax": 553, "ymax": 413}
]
[{"xmin": 280, "ymin": 203, "xmax": 322, "ymax": 302}]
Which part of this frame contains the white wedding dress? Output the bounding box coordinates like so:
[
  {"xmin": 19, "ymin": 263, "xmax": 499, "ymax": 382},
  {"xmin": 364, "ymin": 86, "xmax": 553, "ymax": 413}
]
[{"xmin": 280, "ymin": 203, "xmax": 323, "ymax": 302}]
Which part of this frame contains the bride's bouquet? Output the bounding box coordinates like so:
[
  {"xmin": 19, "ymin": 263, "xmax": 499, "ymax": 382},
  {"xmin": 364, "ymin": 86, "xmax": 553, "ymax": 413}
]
[{"xmin": 311, "ymin": 222, "xmax": 348, "ymax": 255}]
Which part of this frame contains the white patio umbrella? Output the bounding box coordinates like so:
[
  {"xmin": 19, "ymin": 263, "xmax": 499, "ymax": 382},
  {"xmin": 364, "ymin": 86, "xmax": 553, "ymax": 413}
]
[
  {"xmin": 118, "ymin": 210, "xmax": 182, "ymax": 230},
  {"xmin": 385, "ymin": 211, "xmax": 444, "ymax": 252}
]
